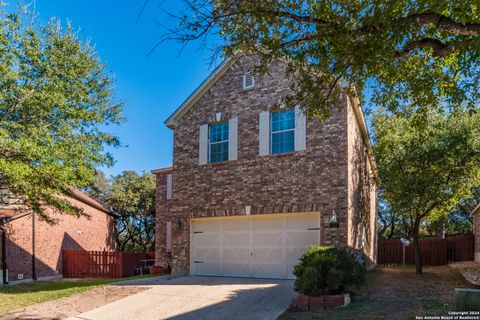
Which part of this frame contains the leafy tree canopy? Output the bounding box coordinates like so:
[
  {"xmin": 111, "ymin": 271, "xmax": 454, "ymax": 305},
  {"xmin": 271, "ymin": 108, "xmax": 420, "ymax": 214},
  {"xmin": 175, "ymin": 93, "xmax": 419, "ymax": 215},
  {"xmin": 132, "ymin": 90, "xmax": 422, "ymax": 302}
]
[
  {"xmin": 372, "ymin": 109, "xmax": 480, "ymax": 273},
  {"xmin": 90, "ymin": 171, "xmax": 156, "ymax": 252},
  {"xmin": 165, "ymin": 0, "xmax": 480, "ymax": 119},
  {"xmin": 0, "ymin": 9, "xmax": 123, "ymax": 219}
]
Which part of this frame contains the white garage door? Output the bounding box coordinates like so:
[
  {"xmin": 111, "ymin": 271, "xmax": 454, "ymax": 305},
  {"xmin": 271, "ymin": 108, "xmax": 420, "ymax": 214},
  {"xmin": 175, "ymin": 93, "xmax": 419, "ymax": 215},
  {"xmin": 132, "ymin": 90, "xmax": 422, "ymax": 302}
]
[{"xmin": 190, "ymin": 212, "xmax": 321, "ymax": 279}]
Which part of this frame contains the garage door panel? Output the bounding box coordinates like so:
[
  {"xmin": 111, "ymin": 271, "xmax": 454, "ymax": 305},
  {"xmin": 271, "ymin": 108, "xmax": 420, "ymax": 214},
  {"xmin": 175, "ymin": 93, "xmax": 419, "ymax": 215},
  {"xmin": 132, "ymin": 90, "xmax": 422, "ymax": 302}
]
[
  {"xmin": 287, "ymin": 247, "xmax": 308, "ymax": 262},
  {"xmin": 286, "ymin": 264, "xmax": 296, "ymax": 277},
  {"xmin": 194, "ymin": 234, "xmax": 221, "ymax": 246},
  {"xmin": 253, "ymin": 216, "xmax": 283, "ymax": 230},
  {"xmin": 286, "ymin": 213, "xmax": 320, "ymax": 229},
  {"xmin": 286, "ymin": 232, "xmax": 318, "ymax": 246},
  {"xmin": 223, "ymin": 248, "xmax": 250, "ymax": 261},
  {"xmin": 251, "ymin": 263, "xmax": 284, "ymax": 278},
  {"xmin": 223, "ymin": 218, "xmax": 250, "ymax": 231},
  {"xmin": 223, "ymin": 263, "xmax": 250, "ymax": 276},
  {"xmin": 194, "ymin": 262, "xmax": 222, "ymax": 276},
  {"xmin": 252, "ymin": 248, "xmax": 283, "ymax": 262},
  {"xmin": 194, "ymin": 248, "xmax": 221, "ymax": 261},
  {"xmin": 223, "ymin": 233, "xmax": 250, "ymax": 246},
  {"xmin": 194, "ymin": 220, "xmax": 221, "ymax": 232},
  {"xmin": 191, "ymin": 212, "xmax": 320, "ymax": 279},
  {"xmin": 253, "ymin": 232, "xmax": 282, "ymax": 246}
]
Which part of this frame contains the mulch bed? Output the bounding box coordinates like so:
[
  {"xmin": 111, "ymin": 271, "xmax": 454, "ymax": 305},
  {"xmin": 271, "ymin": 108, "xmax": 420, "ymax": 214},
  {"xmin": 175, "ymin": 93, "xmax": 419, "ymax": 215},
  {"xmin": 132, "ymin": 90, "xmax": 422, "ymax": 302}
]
[{"xmin": 278, "ymin": 265, "xmax": 476, "ymax": 320}]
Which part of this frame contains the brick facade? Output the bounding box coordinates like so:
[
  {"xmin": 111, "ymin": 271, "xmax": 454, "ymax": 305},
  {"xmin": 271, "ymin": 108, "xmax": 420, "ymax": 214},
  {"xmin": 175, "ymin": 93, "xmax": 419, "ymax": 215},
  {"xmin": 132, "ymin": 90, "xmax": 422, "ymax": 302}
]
[
  {"xmin": 154, "ymin": 55, "xmax": 377, "ymax": 274},
  {"xmin": 0, "ymin": 191, "xmax": 117, "ymax": 282}
]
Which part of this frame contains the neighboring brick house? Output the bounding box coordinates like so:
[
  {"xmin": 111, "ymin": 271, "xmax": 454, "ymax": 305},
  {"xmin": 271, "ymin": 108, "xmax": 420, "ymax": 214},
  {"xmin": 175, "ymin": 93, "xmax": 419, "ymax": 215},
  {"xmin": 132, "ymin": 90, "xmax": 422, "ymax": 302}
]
[
  {"xmin": 153, "ymin": 55, "xmax": 377, "ymax": 279},
  {"xmin": 0, "ymin": 189, "xmax": 117, "ymax": 284}
]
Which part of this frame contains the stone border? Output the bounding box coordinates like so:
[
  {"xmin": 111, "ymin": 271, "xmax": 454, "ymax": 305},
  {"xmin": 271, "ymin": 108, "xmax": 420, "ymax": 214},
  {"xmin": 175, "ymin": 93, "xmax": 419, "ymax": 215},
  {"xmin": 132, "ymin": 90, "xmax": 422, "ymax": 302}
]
[{"xmin": 291, "ymin": 293, "xmax": 351, "ymax": 311}]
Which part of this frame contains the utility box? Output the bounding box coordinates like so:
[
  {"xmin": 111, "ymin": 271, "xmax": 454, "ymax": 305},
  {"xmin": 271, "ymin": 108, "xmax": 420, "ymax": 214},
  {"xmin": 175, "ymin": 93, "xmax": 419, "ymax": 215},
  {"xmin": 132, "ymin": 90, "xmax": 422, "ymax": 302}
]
[{"xmin": 454, "ymin": 288, "xmax": 480, "ymax": 311}]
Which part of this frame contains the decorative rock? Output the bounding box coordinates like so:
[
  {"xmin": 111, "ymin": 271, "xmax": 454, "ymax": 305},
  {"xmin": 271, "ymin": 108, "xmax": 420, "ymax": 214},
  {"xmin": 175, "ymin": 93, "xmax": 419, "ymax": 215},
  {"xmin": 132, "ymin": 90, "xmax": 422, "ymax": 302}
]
[{"xmin": 291, "ymin": 294, "xmax": 310, "ymax": 310}]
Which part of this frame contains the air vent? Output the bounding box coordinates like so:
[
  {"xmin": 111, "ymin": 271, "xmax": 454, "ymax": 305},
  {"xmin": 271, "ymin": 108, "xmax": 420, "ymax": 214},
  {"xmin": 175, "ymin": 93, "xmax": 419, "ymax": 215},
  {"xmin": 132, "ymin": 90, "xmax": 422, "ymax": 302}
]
[{"xmin": 243, "ymin": 73, "xmax": 255, "ymax": 90}]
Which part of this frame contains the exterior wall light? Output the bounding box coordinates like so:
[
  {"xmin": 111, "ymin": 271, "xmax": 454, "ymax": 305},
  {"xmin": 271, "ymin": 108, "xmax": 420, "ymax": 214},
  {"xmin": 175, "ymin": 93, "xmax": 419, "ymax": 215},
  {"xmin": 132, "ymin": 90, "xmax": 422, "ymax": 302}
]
[
  {"xmin": 329, "ymin": 211, "xmax": 339, "ymax": 228},
  {"xmin": 175, "ymin": 218, "xmax": 184, "ymax": 230}
]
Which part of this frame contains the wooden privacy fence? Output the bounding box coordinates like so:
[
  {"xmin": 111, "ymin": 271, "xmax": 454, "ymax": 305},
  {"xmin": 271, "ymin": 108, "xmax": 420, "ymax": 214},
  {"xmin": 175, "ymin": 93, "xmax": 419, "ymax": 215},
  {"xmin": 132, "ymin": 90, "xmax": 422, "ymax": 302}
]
[
  {"xmin": 378, "ymin": 235, "xmax": 474, "ymax": 266},
  {"xmin": 63, "ymin": 250, "xmax": 154, "ymax": 278}
]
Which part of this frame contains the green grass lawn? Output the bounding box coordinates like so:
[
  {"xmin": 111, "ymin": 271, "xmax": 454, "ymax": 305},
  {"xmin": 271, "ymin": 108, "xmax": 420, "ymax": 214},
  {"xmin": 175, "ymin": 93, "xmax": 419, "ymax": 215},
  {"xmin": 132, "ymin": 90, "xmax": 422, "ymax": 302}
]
[
  {"xmin": 0, "ymin": 275, "xmax": 149, "ymax": 315},
  {"xmin": 278, "ymin": 265, "xmax": 476, "ymax": 320}
]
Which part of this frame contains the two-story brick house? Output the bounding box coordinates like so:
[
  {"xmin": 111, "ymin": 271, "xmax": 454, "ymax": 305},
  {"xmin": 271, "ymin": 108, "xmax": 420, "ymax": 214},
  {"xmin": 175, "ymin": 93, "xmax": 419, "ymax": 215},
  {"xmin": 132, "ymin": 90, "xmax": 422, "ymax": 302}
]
[{"xmin": 153, "ymin": 55, "xmax": 377, "ymax": 279}]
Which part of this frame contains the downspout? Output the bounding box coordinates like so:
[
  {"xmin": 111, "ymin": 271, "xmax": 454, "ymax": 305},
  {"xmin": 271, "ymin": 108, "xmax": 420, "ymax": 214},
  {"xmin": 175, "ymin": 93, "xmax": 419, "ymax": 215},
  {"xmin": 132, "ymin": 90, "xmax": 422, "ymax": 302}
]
[
  {"xmin": 32, "ymin": 211, "xmax": 36, "ymax": 281},
  {"xmin": 1, "ymin": 221, "xmax": 8, "ymax": 285}
]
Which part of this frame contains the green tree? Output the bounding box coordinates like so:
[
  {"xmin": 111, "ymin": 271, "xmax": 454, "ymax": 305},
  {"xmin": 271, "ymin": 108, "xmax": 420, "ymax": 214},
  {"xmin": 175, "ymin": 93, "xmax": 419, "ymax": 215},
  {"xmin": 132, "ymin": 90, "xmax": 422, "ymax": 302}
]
[
  {"xmin": 372, "ymin": 110, "xmax": 480, "ymax": 274},
  {"xmin": 0, "ymin": 9, "xmax": 123, "ymax": 220},
  {"xmin": 423, "ymin": 188, "xmax": 479, "ymax": 236},
  {"xmin": 93, "ymin": 171, "xmax": 156, "ymax": 252},
  {"xmin": 163, "ymin": 1, "xmax": 480, "ymax": 118}
]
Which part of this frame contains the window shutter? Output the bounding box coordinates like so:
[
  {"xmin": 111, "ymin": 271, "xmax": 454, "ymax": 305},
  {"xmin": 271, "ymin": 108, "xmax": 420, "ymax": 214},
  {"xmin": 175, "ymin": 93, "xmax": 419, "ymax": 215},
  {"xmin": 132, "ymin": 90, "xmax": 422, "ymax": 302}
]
[
  {"xmin": 166, "ymin": 221, "xmax": 172, "ymax": 252},
  {"xmin": 199, "ymin": 124, "xmax": 208, "ymax": 165},
  {"xmin": 228, "ymin": 118, "xmax": 238, "ymax": 161},
  {"xmin": 166, "ymin": 174, "xmax": 173, "ymax": 200},
  {"xmin": 259, "ymin": 111, "xmax": 270, "ymax": 156},
  {"xmin": 294, "ymin": 105, "xmax": 306, "ymax": 151}
]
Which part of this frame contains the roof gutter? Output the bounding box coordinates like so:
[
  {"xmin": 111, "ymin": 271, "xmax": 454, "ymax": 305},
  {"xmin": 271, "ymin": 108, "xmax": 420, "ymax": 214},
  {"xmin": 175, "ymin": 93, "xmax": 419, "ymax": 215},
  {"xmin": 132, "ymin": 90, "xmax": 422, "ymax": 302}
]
[
  {"xmin": 348, "ymin": 93, "xmax": 377, "ymax": 178},
  {"xmin": 164, "ymin": 56, "xmax": 238, "ymax": 129},
  {"xmin": 65, "ymin": 191, "xmax": 118, "ymax": 218},
  {"xmin": 151, "ymin": 167, "xmax": 173, "ymax": 175}
]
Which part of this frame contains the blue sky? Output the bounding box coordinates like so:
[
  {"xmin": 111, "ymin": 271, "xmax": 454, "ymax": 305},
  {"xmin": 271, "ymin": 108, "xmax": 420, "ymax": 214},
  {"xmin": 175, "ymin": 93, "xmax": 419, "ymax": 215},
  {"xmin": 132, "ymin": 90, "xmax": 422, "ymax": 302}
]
[{"xmin": 5, "ymin": 1, "xmax": 219, "ymax": 177}]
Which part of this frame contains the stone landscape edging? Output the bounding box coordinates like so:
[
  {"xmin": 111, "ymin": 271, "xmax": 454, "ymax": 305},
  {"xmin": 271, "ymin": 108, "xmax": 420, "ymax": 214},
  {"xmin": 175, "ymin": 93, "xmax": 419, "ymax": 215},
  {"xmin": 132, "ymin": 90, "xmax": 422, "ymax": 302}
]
[{"xmin": 291, "ymin": 293, "xmax": 351, "ymax": 311}]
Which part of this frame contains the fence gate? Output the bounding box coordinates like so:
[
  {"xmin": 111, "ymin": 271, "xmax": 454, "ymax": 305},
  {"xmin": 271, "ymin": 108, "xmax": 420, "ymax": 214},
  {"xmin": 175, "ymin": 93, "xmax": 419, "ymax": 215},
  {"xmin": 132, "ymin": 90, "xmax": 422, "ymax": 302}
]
[{"xmin": 63, "ymin": 250, "xmax": 153, "ymax": 278}]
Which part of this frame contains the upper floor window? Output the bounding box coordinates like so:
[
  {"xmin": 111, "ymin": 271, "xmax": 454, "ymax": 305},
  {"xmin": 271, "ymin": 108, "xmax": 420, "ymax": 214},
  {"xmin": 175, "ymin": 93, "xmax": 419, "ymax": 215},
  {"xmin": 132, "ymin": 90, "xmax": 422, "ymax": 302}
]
[
  {"xmin": 209, "ymin": 122, "xmax": 229, "ymax": 163},
  {"xmin": 243, "ymin": 73, "xmax": 255, "ymax": 90},
  {"xmin": 271, "ymin": 109, "xmax": 295, "ymax": 154}
]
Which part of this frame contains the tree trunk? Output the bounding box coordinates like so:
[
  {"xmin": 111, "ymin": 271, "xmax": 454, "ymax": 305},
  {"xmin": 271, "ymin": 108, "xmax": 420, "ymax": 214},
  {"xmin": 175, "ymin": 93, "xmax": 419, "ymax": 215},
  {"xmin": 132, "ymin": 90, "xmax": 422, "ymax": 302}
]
[
  {"xmin": 413, "ymin": 218, "xmax": 423, "ymax": 275},
  {"xmin": 387, "ymin": 215, "xmax": 396, "ymax": 239}
]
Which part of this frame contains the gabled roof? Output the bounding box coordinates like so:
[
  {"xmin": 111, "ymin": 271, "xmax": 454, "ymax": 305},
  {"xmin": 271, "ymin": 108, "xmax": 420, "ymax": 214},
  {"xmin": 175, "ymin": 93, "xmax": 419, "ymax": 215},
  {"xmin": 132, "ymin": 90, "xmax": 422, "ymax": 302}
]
[
  {"xmin": 0, "ymin": 189, "xmax": 115, "ymax": 220},
  {"xmin": 67, "ymin": 189, "xmax": 116, "ymax": 217},
  {"xmin": 164, "ymin": 55, "xmax": 376, "ymax": 174},
  {"xmin": 0, "ymin": 209, "xmax": 32, "ymax": 223},
  {"xmin": 151, "ymin": 166, "xmax": 173, "ymax": 174},
  {"xmin": 0, "ymin": 209, "xmax": 18, "ymax": 219},
  {"xmin": 165, "ymin": 57, "xmax": 237, "ymax": 129}
]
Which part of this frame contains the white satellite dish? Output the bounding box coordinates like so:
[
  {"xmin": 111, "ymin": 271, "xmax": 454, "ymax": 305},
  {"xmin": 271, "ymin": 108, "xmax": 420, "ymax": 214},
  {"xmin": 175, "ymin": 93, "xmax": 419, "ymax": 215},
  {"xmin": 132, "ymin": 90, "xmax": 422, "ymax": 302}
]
[{"xmin": 400, "ymin": 238, "xmax": 410, "ymax": 246}]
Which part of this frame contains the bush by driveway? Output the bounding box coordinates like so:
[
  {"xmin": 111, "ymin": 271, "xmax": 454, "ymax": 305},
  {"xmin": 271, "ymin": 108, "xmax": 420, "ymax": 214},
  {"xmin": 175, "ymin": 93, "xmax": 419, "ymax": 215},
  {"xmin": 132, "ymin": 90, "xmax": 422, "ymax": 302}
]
[{"xmin": 278, "ymin": 265, "xmax": 476, "ymax": 320}]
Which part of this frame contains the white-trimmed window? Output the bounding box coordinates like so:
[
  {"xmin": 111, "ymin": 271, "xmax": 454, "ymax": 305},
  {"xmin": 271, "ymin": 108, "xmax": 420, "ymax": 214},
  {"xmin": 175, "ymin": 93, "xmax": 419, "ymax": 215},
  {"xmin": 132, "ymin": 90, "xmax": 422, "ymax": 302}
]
[
  {"xmin": 271, "ymin": 109, "xmax": 295, "ymax": 154},
  {"xmin": 243, "ymin": 73, "xmax": 255, "ymax": 90},
  {"xmin": 259, "ymin": 106, "xmax": 306, "ymax": 156},
  {"xmin": 209, "ymin": 122, "xmax": 229, "ymax": 163}
]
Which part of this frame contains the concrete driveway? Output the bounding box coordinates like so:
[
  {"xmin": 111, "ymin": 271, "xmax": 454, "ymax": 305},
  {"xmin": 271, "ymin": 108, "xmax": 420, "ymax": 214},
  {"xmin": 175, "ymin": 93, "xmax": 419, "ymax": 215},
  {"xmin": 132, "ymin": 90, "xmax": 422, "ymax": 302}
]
[{"xmin": 69, "ymin": 276, "xmax": 296, "ymax": 320}]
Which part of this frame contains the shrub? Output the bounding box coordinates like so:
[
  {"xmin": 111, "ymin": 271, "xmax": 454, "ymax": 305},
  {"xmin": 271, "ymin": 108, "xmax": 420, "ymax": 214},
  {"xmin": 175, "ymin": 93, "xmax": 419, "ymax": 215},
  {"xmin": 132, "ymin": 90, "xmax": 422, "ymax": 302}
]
[{"xmin": 293, "ymin": 246, "xmax": 366, "ymax": 296}]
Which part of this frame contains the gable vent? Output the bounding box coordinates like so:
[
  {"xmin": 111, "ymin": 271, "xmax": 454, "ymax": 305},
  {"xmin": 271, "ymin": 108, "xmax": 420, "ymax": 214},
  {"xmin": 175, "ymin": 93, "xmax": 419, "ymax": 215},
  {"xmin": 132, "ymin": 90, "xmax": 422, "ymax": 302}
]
[{"xmin": 243, "ymin": 73, "xmax": 255, "ymax": 90}]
